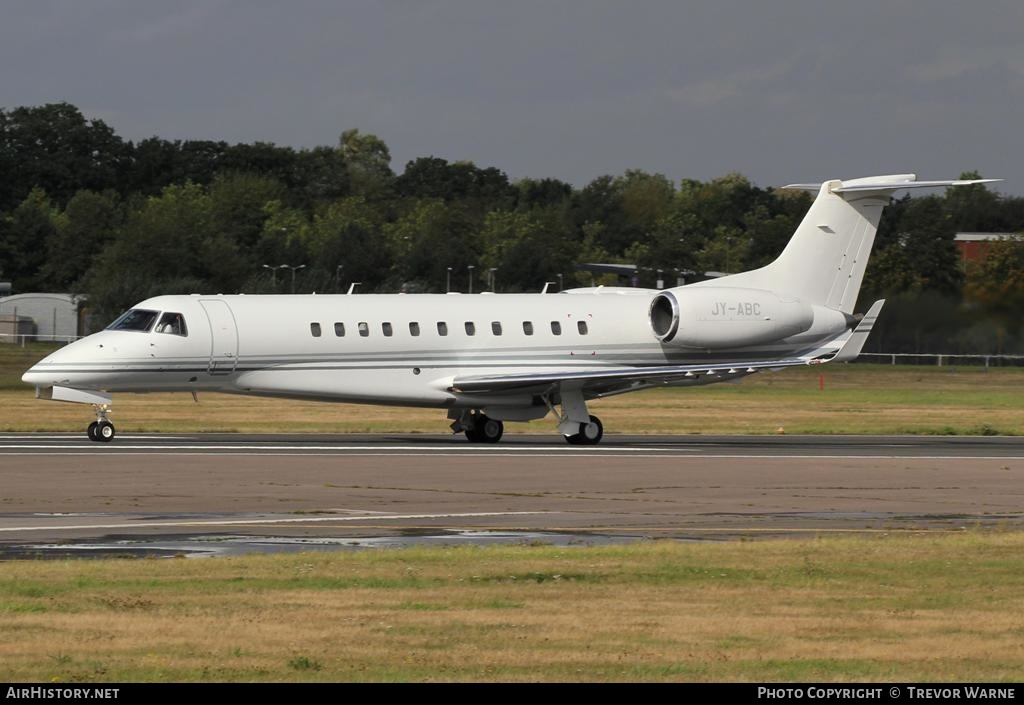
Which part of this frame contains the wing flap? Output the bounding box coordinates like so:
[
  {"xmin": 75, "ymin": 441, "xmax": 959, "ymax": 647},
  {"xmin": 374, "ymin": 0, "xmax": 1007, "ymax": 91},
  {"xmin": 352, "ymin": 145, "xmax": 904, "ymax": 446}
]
[{"xmin": 451, "ymin": 357, "xmax": 811, "ymax": 394}]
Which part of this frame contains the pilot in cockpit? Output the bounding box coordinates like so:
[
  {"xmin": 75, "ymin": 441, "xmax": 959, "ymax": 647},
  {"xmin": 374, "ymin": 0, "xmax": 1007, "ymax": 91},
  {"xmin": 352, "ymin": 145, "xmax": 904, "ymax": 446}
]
[{"xmin": 155, "ymin": 312, "xmax": 186, "ymax": 336}]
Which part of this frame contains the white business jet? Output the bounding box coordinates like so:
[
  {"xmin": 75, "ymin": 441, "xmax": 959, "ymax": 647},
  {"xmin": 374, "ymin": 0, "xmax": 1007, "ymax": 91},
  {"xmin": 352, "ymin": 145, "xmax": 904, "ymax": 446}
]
[{"xmin": 23, "ymin": 174, "xmax": 997, "ymax": 444}]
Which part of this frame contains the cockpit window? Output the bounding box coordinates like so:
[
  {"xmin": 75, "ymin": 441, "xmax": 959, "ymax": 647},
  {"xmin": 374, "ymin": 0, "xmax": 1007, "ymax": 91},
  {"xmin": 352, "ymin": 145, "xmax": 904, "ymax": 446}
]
[
  {"xmin": 107, "ymin": 309, "xmax": 159, "ymax": 332},
  {"xmin": 155, "ymin": 312, "xmax": 188, "ymax": 336}
]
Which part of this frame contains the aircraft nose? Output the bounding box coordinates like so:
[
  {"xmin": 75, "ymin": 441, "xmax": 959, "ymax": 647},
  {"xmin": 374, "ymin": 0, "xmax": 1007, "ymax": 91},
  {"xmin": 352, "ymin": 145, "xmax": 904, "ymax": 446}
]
[
  {"xmin": 22, "ymin": 344, "xmax": 80, "ymax": 388},
  {"xmin": 22, "ymin": 356, "xmax": 59, "ymax": 387}
]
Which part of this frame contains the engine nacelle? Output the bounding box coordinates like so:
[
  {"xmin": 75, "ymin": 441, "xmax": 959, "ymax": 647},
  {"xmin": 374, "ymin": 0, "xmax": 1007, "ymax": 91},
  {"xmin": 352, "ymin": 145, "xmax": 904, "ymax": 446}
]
[{"xmin": 649, "ymin": 287, "xmax": 815, "ymax": 349}]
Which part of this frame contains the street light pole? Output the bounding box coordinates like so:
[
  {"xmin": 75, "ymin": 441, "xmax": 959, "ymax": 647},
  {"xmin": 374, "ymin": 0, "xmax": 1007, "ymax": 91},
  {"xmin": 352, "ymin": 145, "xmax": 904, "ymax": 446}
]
[
  {"xmin": 281, "ymin": 264, "xmax": 306, "ymax": 294},
  {"xmin": 489, "ymin": 267, "xmax": 497, "ymax": 292},
  {"xmin": 262, "ymin": 264, "xmax": 287, "ymax": 289},
  {"xmin": 467, "ymin": 265, "xmax": 475, "ymax": 294},
  {"xmin": 446, "ymin": 266, "xmax": 452, "ymax": 293},
  {"xmin": 262, "ymin": 264, "xmax": 276, "ymax": 287},
  {"xmin": 557, "ymin": 273, "xmax": 564, "ymax": 291},
  {"xmin": 335, "ymin": 265, "xmax": 343, "ymax": 293}
]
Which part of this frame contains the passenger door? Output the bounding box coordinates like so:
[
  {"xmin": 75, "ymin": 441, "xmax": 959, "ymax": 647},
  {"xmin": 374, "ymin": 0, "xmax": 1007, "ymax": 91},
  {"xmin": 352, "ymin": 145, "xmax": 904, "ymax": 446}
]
[{"xmin": 199, "ymin": 299, "xmax": 239, "ymax": 375}]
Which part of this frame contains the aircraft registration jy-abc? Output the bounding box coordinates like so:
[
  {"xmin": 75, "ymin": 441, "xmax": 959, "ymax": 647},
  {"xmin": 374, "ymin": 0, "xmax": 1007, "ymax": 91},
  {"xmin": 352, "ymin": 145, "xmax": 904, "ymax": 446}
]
[{"xmin": 22, "ymin": 174, "xmax": 998, "ymax": 444}]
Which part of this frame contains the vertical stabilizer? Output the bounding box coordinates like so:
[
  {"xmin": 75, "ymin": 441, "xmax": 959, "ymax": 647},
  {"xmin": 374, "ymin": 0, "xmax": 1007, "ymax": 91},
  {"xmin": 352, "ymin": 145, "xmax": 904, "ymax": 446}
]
[{"xmin": 694, "ymin": 174, "xmax": 1001, "ymax": 314}]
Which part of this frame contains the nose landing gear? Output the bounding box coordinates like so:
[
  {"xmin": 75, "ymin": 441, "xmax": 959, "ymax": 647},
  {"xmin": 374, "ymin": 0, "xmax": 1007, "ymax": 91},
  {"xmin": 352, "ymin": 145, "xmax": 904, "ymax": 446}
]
[{"xmin": 87, "ymin": 405, "xmax": 115, "ymax": 443}]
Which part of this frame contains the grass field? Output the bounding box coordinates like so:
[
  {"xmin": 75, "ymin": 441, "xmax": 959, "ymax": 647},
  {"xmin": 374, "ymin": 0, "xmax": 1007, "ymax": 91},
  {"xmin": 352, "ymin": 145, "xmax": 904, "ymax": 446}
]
[
  {"xmin": 2, "ymin": 533, "xmax": 1023, "ymax": 682},
  {"xmin": 2, "ymin": 342, "xmax": 1021, "ymax": 435}
]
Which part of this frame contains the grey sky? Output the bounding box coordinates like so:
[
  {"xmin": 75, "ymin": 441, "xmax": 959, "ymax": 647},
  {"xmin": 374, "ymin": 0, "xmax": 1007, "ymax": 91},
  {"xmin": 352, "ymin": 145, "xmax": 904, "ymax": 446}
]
[{"xmin": 2, "ymin": 1, "xmax": 1021, "ymax": 192}]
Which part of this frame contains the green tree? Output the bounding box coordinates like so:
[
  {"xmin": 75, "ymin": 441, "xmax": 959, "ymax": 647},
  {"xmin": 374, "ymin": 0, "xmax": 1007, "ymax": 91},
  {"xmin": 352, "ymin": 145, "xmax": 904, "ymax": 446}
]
[
  {"xmin": 42, "ymin": 190, "xmax": 123, "ymax": 291},
  {"xmin": 0, "ymin": 102, "xmax": 128, "ymax": 209},
  {"xmin": 85, "ymin": 183, "xmax": 242, "ymax": 316},
  {"xmin": 864, "ymin": 195, "xmax": 962, "ymax": 300},
  {"xmin": 479, "ymin": 209, "xmax": 576, "ymax": 292},
  {"xmin": 308, "ymin": 197, "xmax": 390, "ymax": 292},
  {"xmin": 0, "ymin": 188, "xmax": 58, "ymax": 291},
  {"xmin": 944, "ymin": 171, "xmax": 1003, "ymax": 232},
  {"xmin": 965, "ymin": 234, "xmax": 1024, "ymax": 345},
  {"xmin": 208, "ymin": 172, "xmax": 288, "ymax": 252},
  {"xmin": 385, "ymin": 199, "xmax": 479, "ymax": 292},
  {"xmin": 294, "ymin": 146, "xmax": 350, "ymax": 206},
  {"xmin": 514, "ymin": 178, "xmax": 572, "ymax": 210},
  {"xmin": 251, "ymin": 201, "xmax": 313, "ymax": 291},
  {"xmin": 396, "ymin": 157, "xmax": 515, "ymax": 213},
  {"xmin": 340, "ymin": 129, "xmax": 393, "ymax": 199}
]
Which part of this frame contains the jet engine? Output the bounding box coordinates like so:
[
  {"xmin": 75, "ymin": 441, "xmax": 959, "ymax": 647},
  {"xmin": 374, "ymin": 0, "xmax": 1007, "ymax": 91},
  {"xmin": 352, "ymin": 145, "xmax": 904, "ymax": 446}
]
[{"xmin": 649, "ymin": 287, "xmax": 815, "ymax": 349}]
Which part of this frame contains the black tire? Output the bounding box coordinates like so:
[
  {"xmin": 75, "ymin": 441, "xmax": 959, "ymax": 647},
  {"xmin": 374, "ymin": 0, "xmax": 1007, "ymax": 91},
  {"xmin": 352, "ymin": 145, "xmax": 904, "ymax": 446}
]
[
  {"xmin": 87, "ymin": 421, "xmax": 99, "ymax": 442},
  {"xmin": 96, "ymin": 420, "xmax": 115, "ymax": 443},
  {"xmin": 564, "ymin": 415, "xmax": 603, "ymax": 446},
  {"xmin": 465, "ymin": 414, "xmax": 503, "ymax": 443},
  {"xmin": 480, "ymin": 417, "xmax": 503, "ymax": 443}
]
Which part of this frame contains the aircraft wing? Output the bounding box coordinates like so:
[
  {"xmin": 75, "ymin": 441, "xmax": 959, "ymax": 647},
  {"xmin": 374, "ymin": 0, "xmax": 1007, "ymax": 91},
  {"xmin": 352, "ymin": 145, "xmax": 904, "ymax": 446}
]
[
  {"xmin": 450, "ymin": 357, "xmax": 808, "ymax": 394},
  {"xmin": 450, "ymin": 301, "xmax": 885, "ymax": 395}
]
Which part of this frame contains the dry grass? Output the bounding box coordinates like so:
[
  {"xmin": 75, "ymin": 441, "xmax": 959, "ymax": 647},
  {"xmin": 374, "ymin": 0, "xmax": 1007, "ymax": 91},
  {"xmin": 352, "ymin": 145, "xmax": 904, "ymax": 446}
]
[
  {"xmin": 3, "ymin": 356, "xmax": 1022, "ymax": 435},
  {"xmin": 4, "ymin": 343, "xmax": 1023, "ymax": 434},
  {"xmin": 2, "ymin": 533, "xmax": 1024, "ymax": 681}
]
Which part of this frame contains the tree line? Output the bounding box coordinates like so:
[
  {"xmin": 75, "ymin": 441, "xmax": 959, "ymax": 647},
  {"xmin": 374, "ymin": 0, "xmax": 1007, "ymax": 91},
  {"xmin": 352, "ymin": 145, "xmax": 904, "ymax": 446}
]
[{"xmin": 1, "ymin": 102, "xmax": 1022, "ymax": 353}]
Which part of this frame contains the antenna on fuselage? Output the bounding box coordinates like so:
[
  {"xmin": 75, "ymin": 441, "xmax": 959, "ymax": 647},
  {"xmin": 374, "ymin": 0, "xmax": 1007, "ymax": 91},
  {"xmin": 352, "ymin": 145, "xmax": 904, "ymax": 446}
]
[
  {"xmin": 541, "ymin": 282, "xmax": 554, "ymax": 294},
  {"xmin": 347, "ymin": 283, "xmax": 361, "ymax": 295}
]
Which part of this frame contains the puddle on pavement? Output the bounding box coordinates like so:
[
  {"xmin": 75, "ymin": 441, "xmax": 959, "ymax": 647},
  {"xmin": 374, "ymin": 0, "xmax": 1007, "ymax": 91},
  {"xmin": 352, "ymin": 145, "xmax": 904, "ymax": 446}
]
[{"xmin": 0, "ymin": 530, "xmax": 644, "ymax": 560}]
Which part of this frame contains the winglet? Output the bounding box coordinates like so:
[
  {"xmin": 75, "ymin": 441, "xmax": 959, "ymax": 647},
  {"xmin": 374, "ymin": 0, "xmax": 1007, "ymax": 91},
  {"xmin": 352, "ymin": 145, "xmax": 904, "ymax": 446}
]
[{"xmin": 831, "ymin": 300, "xmax": 885, "ymax": 362}]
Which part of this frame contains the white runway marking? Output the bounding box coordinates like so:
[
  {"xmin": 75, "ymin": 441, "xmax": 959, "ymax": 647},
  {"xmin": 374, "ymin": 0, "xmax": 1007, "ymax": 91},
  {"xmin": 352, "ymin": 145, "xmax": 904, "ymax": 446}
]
[
  {"xmin": 0, "ymin": 510, "xmax": 549, "ymax": 533},
  {"xmin": 0, "ymin": 451, "xmax": 1020, "ymax": 460},
  {"xmin": 0, "ymin": 443, "xmax": 684, "ymax": 452},
  {"xmin": 0, "ymin": 435, "xmax": 193, "ymax": 440}
]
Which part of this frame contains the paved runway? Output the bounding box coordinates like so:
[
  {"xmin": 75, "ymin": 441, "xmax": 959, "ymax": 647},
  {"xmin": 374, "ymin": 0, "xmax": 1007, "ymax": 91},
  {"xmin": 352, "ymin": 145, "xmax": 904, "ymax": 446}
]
[
  {"xmin": 3, "ymin": 432, "xmax": 1023, "ymax": 456},
  {"xmin": 1, "ymin": 433, "xmax": 1022, "ymax": 557}
]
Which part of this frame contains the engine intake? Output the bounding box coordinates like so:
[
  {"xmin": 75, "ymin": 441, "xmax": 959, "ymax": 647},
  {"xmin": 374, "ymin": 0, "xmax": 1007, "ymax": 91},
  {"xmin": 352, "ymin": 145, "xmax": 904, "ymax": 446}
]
[
  {"xmin": 649, "ymin": 287, "xmax": 814, "ymax": 349},
  {"xmin": 649, "ymin": 292, "xmax": 680, "ymax": 342}
]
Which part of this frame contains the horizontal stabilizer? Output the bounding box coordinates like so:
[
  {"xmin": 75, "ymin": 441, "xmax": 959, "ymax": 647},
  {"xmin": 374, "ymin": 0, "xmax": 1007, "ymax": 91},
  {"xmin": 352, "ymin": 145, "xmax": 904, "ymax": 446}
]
[{"xmin": 783, "ymin": 174, "xmax": 1001, "ymax": 193}]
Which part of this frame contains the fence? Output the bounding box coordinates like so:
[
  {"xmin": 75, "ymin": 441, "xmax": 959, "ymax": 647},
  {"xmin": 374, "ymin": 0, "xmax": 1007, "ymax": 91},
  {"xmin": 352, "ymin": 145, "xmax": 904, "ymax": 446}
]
[
  {"xmin": 857, "ymin": 353, "xmax": 1024, "ymax": 367},
  {"xmin": 0, "ymin": 333, "xmax": 82, "ymax": 346}
]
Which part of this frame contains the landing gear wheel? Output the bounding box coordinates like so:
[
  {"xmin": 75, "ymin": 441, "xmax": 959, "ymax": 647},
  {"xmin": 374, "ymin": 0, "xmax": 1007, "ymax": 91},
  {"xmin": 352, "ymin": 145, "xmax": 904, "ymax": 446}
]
[
  {"xmin": 565, "ymin": 415, "xmax": 603, "ymax": 446},
  {"xmin": 87, "ymin": 421, "xmax": 99, "ymax": 442},
  {"xmin": 464, "ymin": 413, "xmax": 503, "ymax": 443},
  {"xmin": 95, "ymin": 420, "xmax": 115, "ymax": 443},
  {"xmin": 479, "ymin": 417, "xmax": 503, "ymax": 443}
]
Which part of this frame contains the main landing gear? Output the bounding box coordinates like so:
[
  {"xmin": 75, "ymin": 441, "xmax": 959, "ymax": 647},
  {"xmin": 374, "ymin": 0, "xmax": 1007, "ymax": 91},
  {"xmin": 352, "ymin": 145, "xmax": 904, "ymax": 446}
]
[
  {"xmin": 451, "ymin": 384, "xmax": 606, "ymax": 446},
  {"xmin": 564, "ymin": 415, "xmax": 603, "ymax": 446},
  {"xmin": 455, "ymin": 410, "xmax": 504, "ymax": 443},
  {"xmin": 86, "ymin": 405, "xmax": 115, "ymax": 443}
]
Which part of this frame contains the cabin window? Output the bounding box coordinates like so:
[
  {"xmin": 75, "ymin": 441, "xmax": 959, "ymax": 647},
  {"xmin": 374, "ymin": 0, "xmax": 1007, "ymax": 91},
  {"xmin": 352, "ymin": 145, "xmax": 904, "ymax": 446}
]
[
  {"xmin": 334, "ymin": 322, "xmax": 345, "ymax": 337},
  {"xmin": 310, "ymin": 322, "xmax": 322, "ymax": 337},
  {"xmin": 523, "ymin": 321, "xmax": 534, "ymax": 335},
  {"xmin": 155, "ymin": 312, "xmax": 188, "ymax": 336},
  {"xmin": 107, "ymin": 309, "xmax": 159, "ymax": 332},
  {"xmin": 409, "ymin": 322, "xmax": 420, "ymax": 336},
  {"xmin": 465, "ymin": 321, "xmax": 476, "ymax": 336},
  {"xmin": 382, "ymin": 322, "xmax": 393, "ymax": 337},
  {"xmin": 577, "ymin": 321, "xmax": 589, "ymax": 335},
  {"xmin": 358, "ymin": 322, "xmax": 369, "ymax": 337},
  {"xmin": 551, "ymin": 321, "xmax": 562, "ymax": 335},
  {"xmin": 437, "ymin": 322, "xmax": 448, "ymax": 336},
  {"xmin": 491, "ymin": 321, "xmax": 502, "ymax": 336}
]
